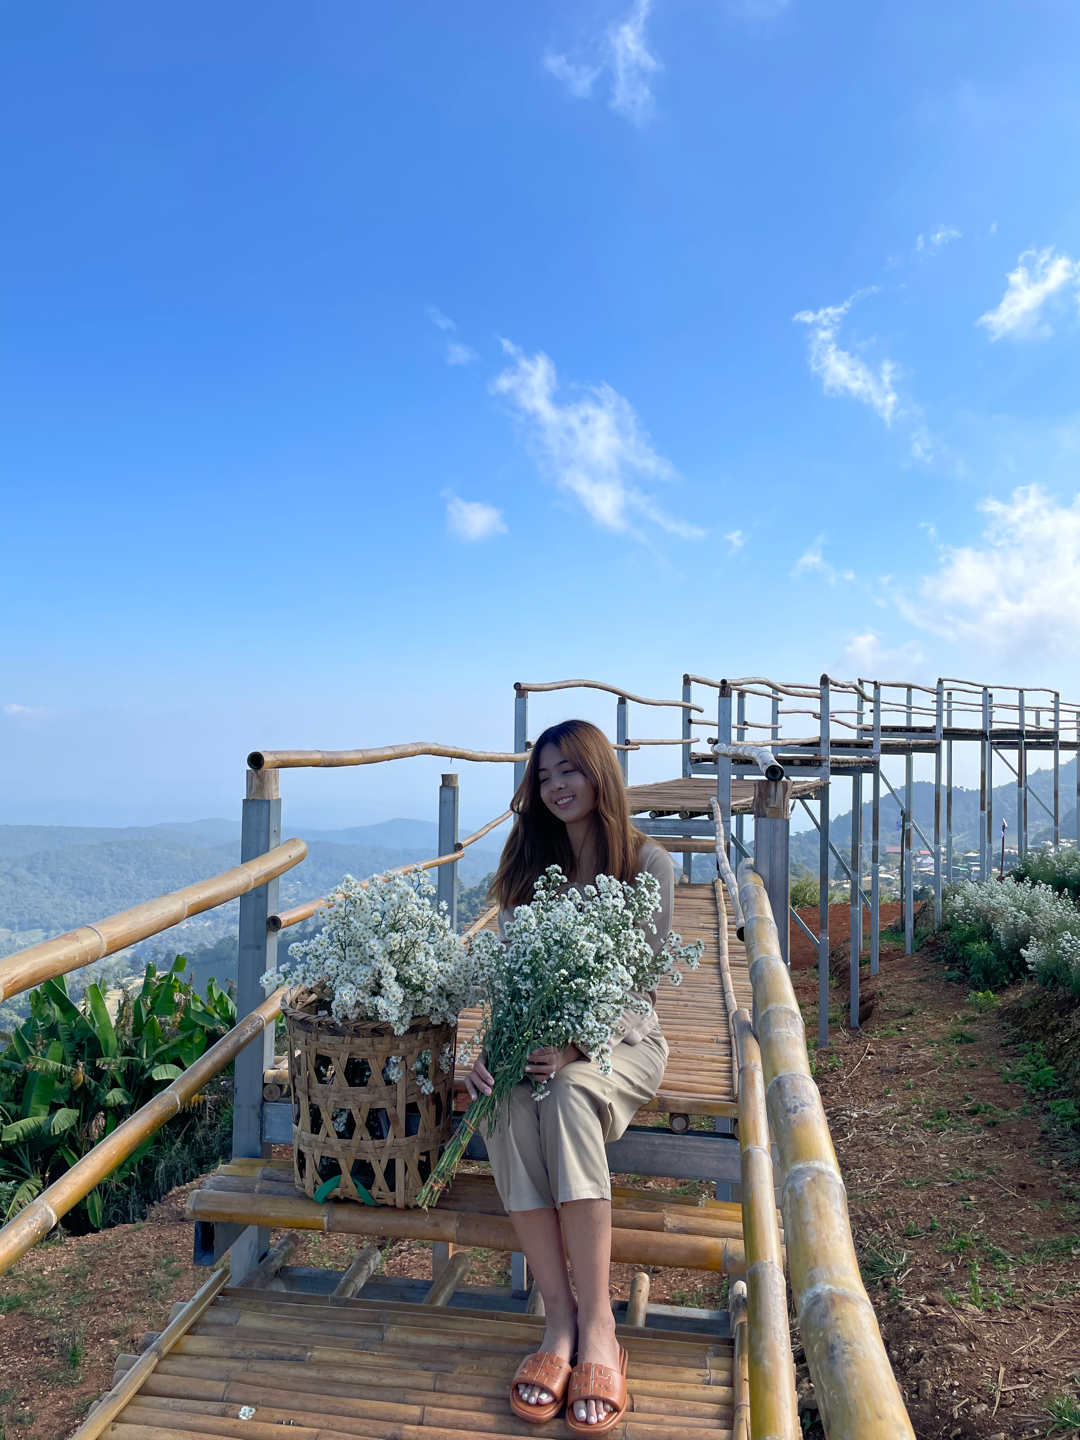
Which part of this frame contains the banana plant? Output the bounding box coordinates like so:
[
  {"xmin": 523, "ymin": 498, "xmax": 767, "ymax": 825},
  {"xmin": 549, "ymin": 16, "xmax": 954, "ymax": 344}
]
[{"xmin": 0, "ymin": 957, "xmax": 237, "ymax": 1226}]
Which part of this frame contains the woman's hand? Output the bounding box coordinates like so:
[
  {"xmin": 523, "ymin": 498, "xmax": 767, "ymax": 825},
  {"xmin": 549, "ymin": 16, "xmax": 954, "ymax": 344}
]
[
  {"xmin": 525, "ymin": 1044, "xmax": 583, "ymax": 1083},
  {"xmin": 464, "ymin": 1055, "xmax": 494, "ymax": 1101}
]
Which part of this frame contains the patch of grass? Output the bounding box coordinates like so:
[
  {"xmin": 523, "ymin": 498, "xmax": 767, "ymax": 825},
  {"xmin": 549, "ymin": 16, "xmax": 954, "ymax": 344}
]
[
  {"xmin": 667, "ymin": 1281, "xmax": 725, "ymax": 1310},
  {"xmin": 149, "ymin": 1255, "xmax": 185, "ymax": 1299},
  {"xmin": 858, "ymin": 1235, "xmax": 909, "ymax": 1284},
  {"xmin": 900, "ymin": 1176, "xmax": 931, "ymax": 1189},
  {"xmin": 949, "ymin": 1028, "xmax": 977, "ymax": 1044},
  {"xmin": 1020, "ymin": 1233, "xmax": 1080, "ymax": 1264},
  {"xmin": 949, "ymin": 1167, "xmax": 979, "ymax": 1182},
  {"xmin": 0, "ymin": 1293, "xmax": 23, "ymax": 1316},
  {"xmin": 966, "ymin": 989, "xmax": 1000, "ymax": 1013},
  {"xmin": 1046, "ymin": 1394, "xmax": 1080, "ymax": 1434}
]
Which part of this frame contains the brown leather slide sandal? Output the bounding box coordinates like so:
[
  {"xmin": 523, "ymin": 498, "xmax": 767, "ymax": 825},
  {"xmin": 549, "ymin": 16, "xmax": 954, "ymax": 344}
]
[
  {"xmin": 565, "ymin": 1345, "xmax": 629, "ymax": 1436},
  {"xmin": 508, "ymin": 1351, "xmax": 573, "ymax": 1424}
]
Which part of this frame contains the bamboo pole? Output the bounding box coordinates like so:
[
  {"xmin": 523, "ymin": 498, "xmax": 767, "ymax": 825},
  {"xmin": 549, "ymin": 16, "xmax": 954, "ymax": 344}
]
[
  {"xmin": 0, "ymin": 990, "xmax": 285, "ymax": 1277},
  {"xmin": 70, "ymin": 1267, "xmax": 229, "ymax": 1440},
  {"xmin": 737, "ymin": 862, "xmax": 915, "ymax": 1439},
  {"xmin": 729, "ymin": 1280, "xmax": 750, "ymax": 1440},
  {"xmin": 625, "ymin": 1272, "xmax": 651, "ymax": 1328},
  {"xmin": 714, "ymin": 881, "xmax": 740, "ymax": 1104},
  {"xmin": 733, "ymin": 1009, "xmax": 798, "ymax": 1440},
  {"xmin": 514, "ymin": 679, "xmax": 702, "ymax": 712},
  {"xmin": 461, "ymin": 905, "xmax": 498, "ymax": 939},
  {"xmin": 330, "ymin": 1243, "xmax": 384, "ymax": 1300},
  {"xmin": 233, "ymin": 1233, "xmax": 299, "ymax": 1289},
  {"xmin": 0, "ymin": 842, "xmax": 307, "ymax": 1004},
  {"xmin": 248, "ymin": 744, "xmax": 525, "ymax": 771},
  {"xmin": 185, "ymin": 1191, "xmax": 745, "ymax": 1274},
  {"xmin": 269, "ymin": 813, "xmax": 511, "ymax": 932},
  {"xmin": 709, "ymin": 801, "xmax": 745, "ymax": 937},
  {"xmin": 422, "ymin": 1249, "xmax": 471, "ymax": 1305}
]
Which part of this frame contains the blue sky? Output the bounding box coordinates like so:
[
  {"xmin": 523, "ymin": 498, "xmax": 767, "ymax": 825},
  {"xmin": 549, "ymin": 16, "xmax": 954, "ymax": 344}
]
[{"xmin": 2, "ymin": 0, "xmax": 1078, "ymax": 831}]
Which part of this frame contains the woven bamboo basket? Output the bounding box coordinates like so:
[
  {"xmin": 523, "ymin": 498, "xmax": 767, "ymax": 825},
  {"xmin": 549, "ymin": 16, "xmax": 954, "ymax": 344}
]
[{"xmin": 282, "ymin": 991, "xmax": 455, "ymax": 1209}]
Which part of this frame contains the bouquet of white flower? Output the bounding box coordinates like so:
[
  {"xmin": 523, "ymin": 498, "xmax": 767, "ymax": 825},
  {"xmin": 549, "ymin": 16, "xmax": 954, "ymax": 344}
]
[
  {"xmin": 264, "ymin": 869, "xmax": 488, "ymax": 1034},
  {"xmin": 416, "ymin": 864, "xmax": 702, "ymax": 1208}
]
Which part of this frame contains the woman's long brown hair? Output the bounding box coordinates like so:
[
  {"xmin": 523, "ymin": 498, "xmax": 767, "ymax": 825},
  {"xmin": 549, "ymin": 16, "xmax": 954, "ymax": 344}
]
[{"xmin": 490, "ymin": 719, "xmax": 647, "ymax": 910}]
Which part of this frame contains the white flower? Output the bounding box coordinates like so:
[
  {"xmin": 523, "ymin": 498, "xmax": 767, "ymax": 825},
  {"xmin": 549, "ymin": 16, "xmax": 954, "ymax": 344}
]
[{"xmin": 263, "ymin": 868, "xmax": 490, "ymax": 1032}]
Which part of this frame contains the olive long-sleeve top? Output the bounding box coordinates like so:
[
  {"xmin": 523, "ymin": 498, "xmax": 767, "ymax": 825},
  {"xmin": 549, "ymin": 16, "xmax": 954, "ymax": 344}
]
[{"xmin": 496, "ymin": 838, "xmax": 675, "ymax": 1052}]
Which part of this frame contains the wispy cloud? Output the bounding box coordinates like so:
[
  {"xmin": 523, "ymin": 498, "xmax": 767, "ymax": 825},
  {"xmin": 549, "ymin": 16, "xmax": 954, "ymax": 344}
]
[
  {"xmin": 916, "ymin": 225, "xmax": 961, "ymax": 252},
  {"xmin": 544, "ymin": 0, "xmax": 661, "ymax": 128},
  {"xmin": 446, "ymin": 342, "xmax": 478, "ymax": 366},
  {"xmin": 427, "ymin": 306, "xmax": 457, "ymax": 332},
  {"xmin": 724, "ymin": 529, "xmax": 746, "ymax": 553},
  {"xmin": 899, "ymin": 485, "xmax": 1080, "ymax": 657},
  {"xmin": 491, "ymin": 341, "xmax": 701, "ymax": 541},
  {"xmin": 793, "ymin": 294, "xmax": 898, "ymax": 424},
  {"xmin": 790, "ymin": 536, "xmax": 856, "ymax": 584},
  {"xmin": 3, "ymin": 703, "xmax": 56, "ymax": 721},
  {"xmin": 842, "ymin": 630, "xmax": 924, "ymax": 676},
  {"xmin": 443, "ymin": 492, "xmax": 507, "ymax": 542},
  {"xmin": 977, "ymin": 246, "xmax": 1080, "ymax": 342}
]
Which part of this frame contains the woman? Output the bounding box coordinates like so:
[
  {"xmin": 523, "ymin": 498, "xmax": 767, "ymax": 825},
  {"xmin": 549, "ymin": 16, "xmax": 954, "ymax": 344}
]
[{"xmin": 464, "ymin": 719, "xmax": 673, "ymax": 1433}]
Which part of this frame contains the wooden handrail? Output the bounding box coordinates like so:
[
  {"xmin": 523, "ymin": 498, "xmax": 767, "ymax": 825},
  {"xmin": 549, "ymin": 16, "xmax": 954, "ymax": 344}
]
[
  {"xmin": 249, "ymin": 743, "xmax": 526, "ymax": 770},
  {"xmin": 0, "ymin": 840, "xmax": 307, "ymax": 1004},
  {"xmin": 737, "ymin": 861, "xmax": 915, "ymax": 1439},
  {"xmin": 0, "ymin": 988, "xmax": 286, "ymax": 1276},
  {"xmin": 267, "ymin": 810, "xmax": 512, "ymax": 933},
  {"xmin": 514, "ymin": 679, "xmax": 703, "ymax": 712}
]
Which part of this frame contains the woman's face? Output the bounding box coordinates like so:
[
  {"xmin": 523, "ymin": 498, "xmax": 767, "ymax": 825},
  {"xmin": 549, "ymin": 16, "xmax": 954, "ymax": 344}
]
[{"xmin": 537, "ymin": 742, "xmax": 597, "ymax": 826}]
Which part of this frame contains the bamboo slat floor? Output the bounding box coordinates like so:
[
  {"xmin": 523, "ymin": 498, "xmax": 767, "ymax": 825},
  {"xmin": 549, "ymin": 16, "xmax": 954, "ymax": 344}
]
[
  {"xmin": 106, "ymin": 1289, "xmax": 736, "ymax": 1440},
  {"xmin": 624, "ymin": 776, "xmax": 820, "ymax": 816}
]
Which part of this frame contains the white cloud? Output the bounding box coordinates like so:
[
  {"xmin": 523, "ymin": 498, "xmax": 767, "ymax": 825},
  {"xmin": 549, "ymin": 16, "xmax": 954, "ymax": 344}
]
[
  {"xmin": 790, "ymin": 536, "xmax": 856, "ymax": 584},
  {"xmin": 543, "ymin": 0, "xmax": 660, "ymax": 128},
  {"xmin": 491, "ymin": 341, "xmax": 701, "ymax": 541},
  {"xmin": 843, "ymin": 630, "xmax": 924, "ymax": 676},
  {"xmin": 725, "ymin": 529, "xmax": 746, "ymax": 552},
  {"xmin": 3, "ymin": 703, "xmax": 56, "ymax": 720},
  {"xmin": 427, "ymin": 307, "xmax": 456, "ymax": 331},
  {"xmin": 446, "ymin": 342, "xmax": 478, "ymax": 366},
  {"xmin": 608, "ymin": 0, "xmax": 661, "ymax": 126},
  {"xmin": 977, "ymin": 246, "xmax": 1080, "ymax": 342},
  {"xmin": 899, "ymin": 485, "xmax": 1080, "ymax": 657},
  {"xmin": 794, "ymin": 295, "xmax": 898, "ymax": 424},
  {"xmin": 931, "ymin": 225, "xmax": 961, "ymax": 247},
  {"xmin": 443, "ymin": 492, "xmax": 507, "ymax": 542},
  {"xmin": 542, "ymin": 52, "xmax": 601, "ymax": 98}
]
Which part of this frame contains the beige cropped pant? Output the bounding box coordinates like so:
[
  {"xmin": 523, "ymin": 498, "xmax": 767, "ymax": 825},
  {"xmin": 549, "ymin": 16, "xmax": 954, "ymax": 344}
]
[{"xmin": 484, "ymin": 1031, "xmax": 669, "ymax": 1212}]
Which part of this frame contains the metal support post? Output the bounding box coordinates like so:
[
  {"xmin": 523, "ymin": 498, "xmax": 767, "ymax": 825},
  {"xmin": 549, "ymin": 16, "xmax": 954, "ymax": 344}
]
[
  {"xmin": 904, "ymin": 688, "xmax": 914, "ymax": 956},
  {"xmin": 933, "ymin": 682, "xmax": 943, "ymax": 930},
  {"xmin": 870, "ymin": 683, "xmax": 881, "ymax": 979},
  {"xmin": 753, "ymin": 780, "xmax": 791, "ymax": 967},
  {"xmin": 734, "ymin": 691, "xmax": 746, "ymax": 868},
  {"xmin": 511, "ymin": 1252, "xmax": 529, "ymax": 1292},
  {"xmin": 980, "ymin": 688, "xmax": 990, "ymax": 881},
  {"xmin": 616, "ymin": 694, "xmax": 629, "ymax": 784},
  {"xmin": 1059, "ymin": 694, "xmax": 1065, "ymax": 846},
  {"xmin": 716, "ymin": 681, "xmax": 733, "ymax": 838},
  {"xmin": 771, "ymin": 688, "xmax": 780, "ymax": 745},
  {"xmin": 1018, "ymin": 690, "xmax": 1027, "ymax": 862},
  {"xmin": 944, "ymin": 694, "xmax": 956, "ymax": 887},
  {"xmin": 231, "ymin": 767, "xmax": 281, "ymax": 1280},
  {"xmin": 437, "ymin": 774, "xmax": 459, "ymax": 931},
  {"xmin": 849, "ymin": 769, "xmax": 862, "ymax": 1028},
  {"xmin": 1076, "ymin": 715, "xmax": 1080, "ymax": 849},
  {"xmin": 987, "ymin": 693, "xmax": 995, "ymax": 872},
  {"xmin": 681, "ymin": 678, "xmax": 693, "ymax": 881},
  {"xmin": 514, "ymin": 684, "xmax": 528, "ymax": 793},
  {"xmin": 818, "ymin": 675, "xmax": 831, "ymax": 1049}
]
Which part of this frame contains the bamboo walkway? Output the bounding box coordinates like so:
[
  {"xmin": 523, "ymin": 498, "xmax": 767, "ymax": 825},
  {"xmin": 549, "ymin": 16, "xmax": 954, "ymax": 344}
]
[{"xmin": 106, "ymin": 1289, "xmax": 735, "ymax": 1440}]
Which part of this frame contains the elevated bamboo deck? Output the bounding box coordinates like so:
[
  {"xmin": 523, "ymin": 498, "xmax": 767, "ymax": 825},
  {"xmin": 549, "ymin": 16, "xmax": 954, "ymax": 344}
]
[{"xmin": 107, "ymin": 1289, "xmax": 735, "ymax": 1440}]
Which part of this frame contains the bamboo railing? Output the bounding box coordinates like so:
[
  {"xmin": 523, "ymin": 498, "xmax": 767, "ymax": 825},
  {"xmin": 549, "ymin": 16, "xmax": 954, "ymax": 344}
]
[
  {"xmin": 248, "ymin": 743, "xmax": 526, "ymax": 770},
  {"xmin": 0, "ymin": 839, "xmax": 307, "ymax": 1005},
  {"xmin": 0, "ymin": 989, "xmax": 285, "ymax": 1277},
  {"xmin": 267, "ymin": 810, "xmax": 512, "ymax": 932},
  {"xmin": 514, "ymin": 679, "xmax": 702, "ymax": 711},
  {"xmin": 733, "ymin": 1008, "xmax": 799, "ymax": 1439},
  {"xmin": 737, "ymin": 861, "xmax": 915, "ymax": 1439}
]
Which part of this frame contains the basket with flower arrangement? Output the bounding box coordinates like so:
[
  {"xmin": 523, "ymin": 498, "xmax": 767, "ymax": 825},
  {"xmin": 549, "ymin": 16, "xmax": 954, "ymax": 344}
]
[
  {"xmin": 416, "ymin": 864, "xmax": 703, "ymax": 1209},
  {"xmin": 264, "ymin": 869, "xmax": 487, "ymax": 1209}
]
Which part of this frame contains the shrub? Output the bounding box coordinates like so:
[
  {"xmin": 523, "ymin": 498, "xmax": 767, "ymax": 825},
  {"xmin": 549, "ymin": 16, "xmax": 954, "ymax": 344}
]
[
  {"xmin": 1014, "ymin": 846, "xmax": 1080, "ymax": 904},
  {"xmin": 790, "ymin": 875, "xmax": 819, "ymax": 909},
  {"xmin": 942, "ymin": 877, "xmax": 1080, "ymax": 997},
  {"xmin": 0, "ymin": 959, "xmax": 236, "ymax": 1227}
]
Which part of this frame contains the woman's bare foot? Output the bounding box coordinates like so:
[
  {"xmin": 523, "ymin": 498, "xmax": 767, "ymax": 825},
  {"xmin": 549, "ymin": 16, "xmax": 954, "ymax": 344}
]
[
  {"xmin": 517, "ymin": 1308, "xmax": 577, "ymax": 1407},
  {"xmin": 572, "ymin": 1311, "xmax": 622, "ymax": 1425}
]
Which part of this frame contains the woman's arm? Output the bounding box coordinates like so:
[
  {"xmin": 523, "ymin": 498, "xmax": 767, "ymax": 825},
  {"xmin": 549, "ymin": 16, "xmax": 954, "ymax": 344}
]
[{"xmin": 640, "ymin": 840, "xmax": 675, "ymax": 952}]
